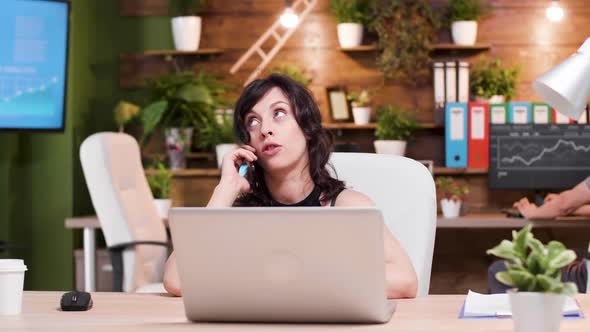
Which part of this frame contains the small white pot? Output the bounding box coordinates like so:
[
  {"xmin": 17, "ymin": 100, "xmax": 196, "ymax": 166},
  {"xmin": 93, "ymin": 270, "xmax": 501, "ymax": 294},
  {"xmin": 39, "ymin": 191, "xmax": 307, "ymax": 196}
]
[
  {"xmin": 153, "ymin": 199, "xmax": 172, "ymax": 219},
  {"xmin": 172, "ymin": 16, "xmax": 202, "ymax": 51},
  {"xmin": 451, "ymin": 21, "xmax": 478, "ymax": 46},
  {"xmin": 352, "ymin": 106, "xmax": 371, "ymax": 125},
  {"xmin": 440, "ymin": 198, "xmax": 462, "ymax": 218},
  {"xmin": 508, "ymin": 291, "xmax": 565, "ymax": 332},
  {"xmin": 216, "ymin": 143, "xmax": 238, "ymax": 168},
  {"xmin": 374, "ymin": 140, "xmax": 407, "ymax": 156},
  {"xmin": 337, "ymin": 23, "xmax": 363, "ymax": 48},
  {"xmin": 475, "ymin": 95, "xmax": 506, "ymax": 104}
]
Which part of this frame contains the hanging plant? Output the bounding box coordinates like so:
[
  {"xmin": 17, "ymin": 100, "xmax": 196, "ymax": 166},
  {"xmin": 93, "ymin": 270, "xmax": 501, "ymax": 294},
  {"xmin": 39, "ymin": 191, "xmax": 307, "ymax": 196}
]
[{"xmin": 373, "ymin": 0, "xmax": 440, "ymax": 86}]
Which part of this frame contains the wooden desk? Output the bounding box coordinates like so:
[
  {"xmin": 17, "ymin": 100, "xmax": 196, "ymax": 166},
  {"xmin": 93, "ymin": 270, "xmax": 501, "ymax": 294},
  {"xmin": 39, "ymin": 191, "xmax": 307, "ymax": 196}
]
[
  {"xmin": 6, "ymin": 292, "xmax": 590, "ymax": 331},
  {"xmin": 65, "ymin": 214, "xmax": 590, "ymax": 292}
]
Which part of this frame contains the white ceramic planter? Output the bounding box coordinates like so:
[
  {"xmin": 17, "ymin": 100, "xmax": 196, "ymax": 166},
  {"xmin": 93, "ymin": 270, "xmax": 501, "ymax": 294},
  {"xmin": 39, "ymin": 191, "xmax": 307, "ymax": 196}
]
[
  {"xmin": 374, "ymin": 140, "xmax": 407, "ymax": 156},
  {"xmin": 475, "ymin": 95, "xmax": 506, "ymax": 104},
  {"xmin": 337, "ymin": 23, "xmax": 363, "ymax": 48},
  {"xmin": 153, "ymin": 199, "xmax": 172, "ymax": 219},
  {"xmin": 216, "ymin": 143, "xmax": 238, "ymax": 168},
  {"xmin": 451, "ymin": 21, "xmax": 478, "ymax": 46},
  {"xmin": 352, "ymin": 106, "xmax": 371, "ymax": 125},
  {"xmin": 440, "ymin": 198, "xmax": 462, "ymax": 218},
  {"xmin": 172, "ymin": 16, "xmax": 202, "ymax": 51},
  {"xmin": 508, "ymin": 291, "xmax": 565, "ymax": 332}
]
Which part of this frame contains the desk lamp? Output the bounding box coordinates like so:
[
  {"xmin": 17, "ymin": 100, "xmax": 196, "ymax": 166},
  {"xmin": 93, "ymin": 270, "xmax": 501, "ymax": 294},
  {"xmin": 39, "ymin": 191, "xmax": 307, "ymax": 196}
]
[{"xmin": 533, "ymin": 37, "xmax": 590, "ymax": 120}]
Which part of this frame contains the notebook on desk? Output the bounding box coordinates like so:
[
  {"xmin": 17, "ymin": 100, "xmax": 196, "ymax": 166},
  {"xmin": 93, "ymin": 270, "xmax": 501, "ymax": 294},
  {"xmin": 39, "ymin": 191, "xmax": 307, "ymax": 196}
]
[{"xmin": 459, "ymin": 290, "xmax": 582, "ymax": 319}]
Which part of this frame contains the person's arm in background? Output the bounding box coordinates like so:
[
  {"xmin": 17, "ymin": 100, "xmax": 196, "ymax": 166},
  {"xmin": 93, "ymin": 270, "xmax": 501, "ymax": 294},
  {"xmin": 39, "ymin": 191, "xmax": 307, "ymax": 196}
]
[
  {"xmin": 514, "ymin": 177, "xmax": 590, "ymax": 219},
  {"xmin": 335, "ymin": 190, "xmax": 418, "ymax": 299},
  {"xmin": 163, "ymin": 146, "xmax": 257, "ymax": 296},
  {"xmin": 572, "ymin": 205, "xmax": 590, "ymax": 216}
]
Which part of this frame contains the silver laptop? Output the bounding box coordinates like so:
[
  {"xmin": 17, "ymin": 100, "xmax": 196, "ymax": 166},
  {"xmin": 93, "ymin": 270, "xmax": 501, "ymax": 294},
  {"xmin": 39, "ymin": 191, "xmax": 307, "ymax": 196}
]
[{"xmin": 168, "ymin": 207, "xmax": 396, "ymax": 323}]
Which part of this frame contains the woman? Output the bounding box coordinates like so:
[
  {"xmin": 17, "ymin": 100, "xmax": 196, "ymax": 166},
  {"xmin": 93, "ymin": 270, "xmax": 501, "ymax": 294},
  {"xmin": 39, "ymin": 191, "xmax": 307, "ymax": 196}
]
[{"xmin": 163, "ymin": 74, "xmax": 418, "ymax": 298}]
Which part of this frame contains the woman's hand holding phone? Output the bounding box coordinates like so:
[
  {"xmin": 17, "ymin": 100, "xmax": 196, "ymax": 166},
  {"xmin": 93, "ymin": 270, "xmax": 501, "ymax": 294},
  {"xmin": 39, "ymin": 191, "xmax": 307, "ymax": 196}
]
[{"xmin": 219, "ymin": 145, "xmax": 257, "ymax": 195}]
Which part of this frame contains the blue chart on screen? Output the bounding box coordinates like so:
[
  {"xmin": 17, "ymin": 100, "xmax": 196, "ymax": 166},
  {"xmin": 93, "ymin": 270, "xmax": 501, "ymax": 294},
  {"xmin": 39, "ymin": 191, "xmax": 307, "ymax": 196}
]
[
  {"xmin": 0, "ymin": 0, "xmax": 69, "ymax": 130},
  {"xmin": 489, "ymin": 124, "xmax": 590, "ymax": 190}
]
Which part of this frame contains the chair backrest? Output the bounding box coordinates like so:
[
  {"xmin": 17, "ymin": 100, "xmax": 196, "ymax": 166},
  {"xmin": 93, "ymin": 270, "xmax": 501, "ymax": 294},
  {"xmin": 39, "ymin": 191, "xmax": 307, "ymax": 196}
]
[
  {"xmin": 80, "ymin": 132, "xmax": 167, "ymax": 291},
  {"xmin": 329, "ymin": 153, "xmax": 437, "ymax": 296}
]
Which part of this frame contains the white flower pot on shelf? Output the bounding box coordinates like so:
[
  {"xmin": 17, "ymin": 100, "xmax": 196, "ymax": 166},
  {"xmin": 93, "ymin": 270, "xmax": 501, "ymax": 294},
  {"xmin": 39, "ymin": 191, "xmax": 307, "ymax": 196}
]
[
  {"xmin": 216, "ymin": 143, "xmax": 238, "ymax": 168},
  {"xmin": 475, "ymin": 95, "xmax": 506, "ymax": 104},
  {"xmin": 172, "ymin": 16, "xmax": 202, "ymax": 51},
  {"xmin": 374, "ymin": 140, "xmax": 407, "ymax": 156},
  {"xmin": 440, "ymin": 199, "xmax": 462, "ymax": 218},
  {"xmin": 153, "ymin": 199, "xmax": 172, "ymax": 219},
  {"xmin": 451, "ymin": 21, "xmax": 478, "ymax": 46},
  {"xmin": 508, "ymin": 290, "xmax": 565, "ymax": 332},
  {"xmin": 352, "ymin": 106, "xmax": 371, "ymax": 125},
  {"xmin": 337, "ymin": 23, "xmax": 363, "ymax": 48}
]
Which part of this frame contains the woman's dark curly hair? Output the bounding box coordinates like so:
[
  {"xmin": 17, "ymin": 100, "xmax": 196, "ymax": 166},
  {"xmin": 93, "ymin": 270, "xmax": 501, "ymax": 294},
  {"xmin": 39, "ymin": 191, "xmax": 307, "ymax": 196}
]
[{"xmin": 233, "ymin": 74, "xmax": 345, "ymax": 206}]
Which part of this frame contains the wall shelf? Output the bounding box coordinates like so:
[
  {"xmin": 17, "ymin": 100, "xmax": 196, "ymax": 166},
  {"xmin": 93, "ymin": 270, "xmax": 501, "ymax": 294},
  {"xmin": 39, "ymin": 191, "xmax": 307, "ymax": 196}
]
[
  {"xmin": 322, "ymin": 122, "xmax": 442, "ymax": 130},
  {"xmin": 339, "ymin": 43, "xmax": 491, "ymax": 53},
  {"xmin": 433, "ymin": 167, "xmax": 488, "ymax": 175},
  {"xmin": 120, "ymin": 49, "xmax": 224, "ymax": 59}
]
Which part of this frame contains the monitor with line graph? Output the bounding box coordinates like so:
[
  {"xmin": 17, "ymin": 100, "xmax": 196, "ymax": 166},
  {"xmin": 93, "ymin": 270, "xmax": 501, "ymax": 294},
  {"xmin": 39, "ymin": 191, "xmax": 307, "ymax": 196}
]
[
  {"xmin": 0, "ymin": 0, "xmax": 70, "ymax": 131},
  {"xmin": 489, "ymin": 124, "xmax": 590, "ymax": 190}
]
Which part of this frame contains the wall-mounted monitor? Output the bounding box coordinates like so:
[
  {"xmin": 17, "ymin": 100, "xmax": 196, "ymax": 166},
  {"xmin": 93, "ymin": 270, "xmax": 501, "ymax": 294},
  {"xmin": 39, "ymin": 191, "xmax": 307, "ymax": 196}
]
[{"xmin": 0, "ymin": 0, "xmax": 70, "ymax": 131}]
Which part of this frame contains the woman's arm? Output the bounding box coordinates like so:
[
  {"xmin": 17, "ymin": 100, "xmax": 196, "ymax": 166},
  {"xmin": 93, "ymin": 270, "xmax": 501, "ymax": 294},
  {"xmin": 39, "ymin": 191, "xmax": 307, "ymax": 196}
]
[
  {"xmin": 515, "ymin": 178, "xmax": 590, "ymax": 219},
  {"xmin": 162, "ymin": 146, "xmax": 258, "ymax": 296},
  {"xmin": 335, "ymin": 190, "xmax": 418, "ymax": 299}
]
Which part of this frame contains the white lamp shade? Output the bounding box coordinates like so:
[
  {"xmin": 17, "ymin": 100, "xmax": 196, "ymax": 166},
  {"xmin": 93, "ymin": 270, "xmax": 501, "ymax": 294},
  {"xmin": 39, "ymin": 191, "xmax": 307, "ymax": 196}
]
[{"xmin": 533, "ymin": 38, "xmax": 590, "ymax": 120}]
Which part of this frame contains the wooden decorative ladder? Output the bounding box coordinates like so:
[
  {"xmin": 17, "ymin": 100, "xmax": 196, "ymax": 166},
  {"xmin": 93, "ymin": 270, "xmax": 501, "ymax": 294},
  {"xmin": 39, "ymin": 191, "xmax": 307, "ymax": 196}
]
[{"xmin": 230, "ymin": 0, "xmax": 318, "ymax": 86}]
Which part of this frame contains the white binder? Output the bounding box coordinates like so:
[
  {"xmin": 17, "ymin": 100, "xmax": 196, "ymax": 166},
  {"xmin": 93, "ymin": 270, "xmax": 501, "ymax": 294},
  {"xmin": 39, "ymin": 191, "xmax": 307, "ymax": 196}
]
[
  {"xmin": 458, "ymin": 62, "xmax": 470, "ymax": 103},
  {"xmin": 445, "ymin": 61, "xmax": 457, "ymax": 103}
]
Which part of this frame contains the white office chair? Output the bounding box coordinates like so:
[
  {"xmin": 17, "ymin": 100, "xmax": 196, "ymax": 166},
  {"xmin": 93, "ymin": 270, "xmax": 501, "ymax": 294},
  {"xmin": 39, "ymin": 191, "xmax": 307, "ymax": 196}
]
[
  {"xmin": 80, "ymin": 132, "xmax": 168, "ymax": 293},
  {"xmin": 329, "ymin": 153, "xmax": 437, "ymax": 296}
]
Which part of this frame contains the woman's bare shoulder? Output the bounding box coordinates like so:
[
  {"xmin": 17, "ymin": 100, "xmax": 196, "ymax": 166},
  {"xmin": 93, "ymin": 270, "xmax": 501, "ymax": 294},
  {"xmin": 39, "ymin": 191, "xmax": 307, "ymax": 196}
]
[{"xmin": 334, "ymin": 189, "xmax": 375, "ymax": 207}]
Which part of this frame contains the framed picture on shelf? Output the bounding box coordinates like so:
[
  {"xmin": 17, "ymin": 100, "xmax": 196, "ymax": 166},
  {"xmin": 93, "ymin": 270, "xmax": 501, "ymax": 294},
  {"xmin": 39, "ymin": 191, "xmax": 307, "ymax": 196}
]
[{"xmin": 326, "ymin": 86, "xmax": 351, "ymax": 122}]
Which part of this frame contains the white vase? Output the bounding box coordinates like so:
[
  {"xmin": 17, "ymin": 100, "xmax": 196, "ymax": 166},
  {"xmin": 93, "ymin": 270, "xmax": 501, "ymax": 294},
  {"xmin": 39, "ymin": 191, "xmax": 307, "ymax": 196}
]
[
  {"xmin": 451, "ymin": 21, "xmax": 478, "ymax": 46},
  {"xmin": 172, "ymin": 16, "xmax": 202, "ymax": 51},
  {"xmin": 508, "ymin": 291, "xmax": 565, "ymax": 332},
  {"xmin": 215, "ymin": 143, "xmax": 238, "ymax": 168},
  {"xmin": 440, "ymin": 199, "xmax": 462, "ymax": 218},
  {"xmin": 373, "ymin": 140, "xmax": 407, "ymax": 156},
  {"xmin": 352, "ymin": 106, "xmax": 371, "ymax": 125},
  {"xmin": 475, "ymin": 95, "xmax": 506, "ymax": 104},
  {"xmin": 153, "ymin": 199, "xmax": 172, "ymax": 219},
  {"xmin": 337, "ymin": 23, "xmax": 363, "ymax": 48}
]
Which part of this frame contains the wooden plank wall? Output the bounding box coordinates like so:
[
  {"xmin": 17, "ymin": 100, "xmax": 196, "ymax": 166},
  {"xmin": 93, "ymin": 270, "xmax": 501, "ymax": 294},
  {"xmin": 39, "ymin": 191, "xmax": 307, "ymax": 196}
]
[{"xmin": 120, "ymin": 0, "xmax": 590, "ymax": 293}]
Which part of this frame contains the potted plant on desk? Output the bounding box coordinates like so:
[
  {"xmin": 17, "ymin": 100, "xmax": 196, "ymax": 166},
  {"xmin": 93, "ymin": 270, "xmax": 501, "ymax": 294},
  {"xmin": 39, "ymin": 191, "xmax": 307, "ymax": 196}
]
[
  {"xmin": 374, "ymin": 105, "xmax": 417, "ymax": 156},
  {"xmin": 435, "ymin": 176, "xmax": 469, "ymax": 218},
  {"xmin": 146, "ymin": 162, "xmax": 173, "ymax": 219},
  {"xmin": 487, "ymin": 225, "xmax": 578, "ymax": 332}
]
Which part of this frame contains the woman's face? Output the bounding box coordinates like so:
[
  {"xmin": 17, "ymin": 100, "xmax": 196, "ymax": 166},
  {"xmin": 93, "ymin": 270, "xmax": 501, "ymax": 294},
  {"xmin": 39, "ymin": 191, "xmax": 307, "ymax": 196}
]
[{"xmin": 244, "ymin": 87, "xmax": 308, "ymax": 172}]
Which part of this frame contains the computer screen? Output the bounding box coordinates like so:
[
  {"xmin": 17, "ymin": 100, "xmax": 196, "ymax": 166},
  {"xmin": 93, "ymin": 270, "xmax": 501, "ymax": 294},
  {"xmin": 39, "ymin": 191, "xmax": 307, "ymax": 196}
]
[
  {"xmin": 0, "ymin": 0, "xmax": 70, "ymax": 131},
  {"xmin": 489, "ymin": 124, "xmax": 590, "ymax": 190}
]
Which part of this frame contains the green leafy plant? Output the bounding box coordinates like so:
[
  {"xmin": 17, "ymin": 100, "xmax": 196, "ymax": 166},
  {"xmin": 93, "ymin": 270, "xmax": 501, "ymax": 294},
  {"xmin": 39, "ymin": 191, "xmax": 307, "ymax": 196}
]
[
  {"xmin": 114, "ymin": 101, "xmax": 140, "ymax": 132},
  {"xmin": 146, "ymin": 162, "xmax": 173, "ymax": 199},
  {"xmin": 347, "ymin": 89, "xmax": 371, "ymax": 107},
  {"xmin": 375, "ymin": 105, "xmax": 418, "ymax": 141},
  {"xmin": 435, "ymin": 176, "xmax": 469, "ymax": 201},
  {"xmin": 169, "ymin": 0, "xmax": 203, "ymax": 17},
  {"xmin": 268, "ymin": 63, "xmax": 312, "ymax": 87},
  {"xmin": 470, "ymin": 57, "xmax": 521, "ymax": 100},
  {"xmin": 447, "ymin": 0, "xmax": 488, "ymax": 23},
  {"xmin": 329, "ymin": 0, "xmax": 373, "ymax": 25},
  {"xmin": 487, "ymin": 225, "xmax": 578, "ymax": 296},
  {"xmin": 195, "ymin": 110, "xmax": 235, "ymax": 150},
  {"xmin": 373, "ymin": 0, "xmax": 440, "ymax": 85},
  {"xmin": 139, "ymin": 71, "xmax": 229, "ymax": 143}
]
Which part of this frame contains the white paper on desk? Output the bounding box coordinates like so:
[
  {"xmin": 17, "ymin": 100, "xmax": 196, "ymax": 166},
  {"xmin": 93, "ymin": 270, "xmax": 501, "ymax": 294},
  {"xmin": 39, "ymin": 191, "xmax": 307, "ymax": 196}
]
[{"xmin": 463, "ymin": 290, "xmax": 580, "ymax": 317}]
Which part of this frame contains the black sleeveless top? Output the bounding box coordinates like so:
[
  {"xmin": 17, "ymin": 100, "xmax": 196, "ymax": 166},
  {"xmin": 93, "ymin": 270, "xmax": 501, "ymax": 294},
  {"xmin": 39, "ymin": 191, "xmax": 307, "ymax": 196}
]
[{"xmin": 269, "ymin": 186, "xmax": 343, "ymax": 207}]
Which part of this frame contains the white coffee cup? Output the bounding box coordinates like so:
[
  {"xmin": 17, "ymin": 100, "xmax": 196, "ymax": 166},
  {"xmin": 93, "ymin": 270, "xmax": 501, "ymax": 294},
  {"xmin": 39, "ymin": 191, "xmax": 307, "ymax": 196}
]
[{"xmin": 0, "ymin": 259, "xmax": 27, "ymax": 315}]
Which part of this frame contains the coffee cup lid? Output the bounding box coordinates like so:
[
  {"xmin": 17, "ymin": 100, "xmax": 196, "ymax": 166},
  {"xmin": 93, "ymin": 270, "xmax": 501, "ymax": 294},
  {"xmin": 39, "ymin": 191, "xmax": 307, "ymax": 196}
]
[{"xmin": 0, "ymin": 259, "xmax": 27, "ymax": 272}]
